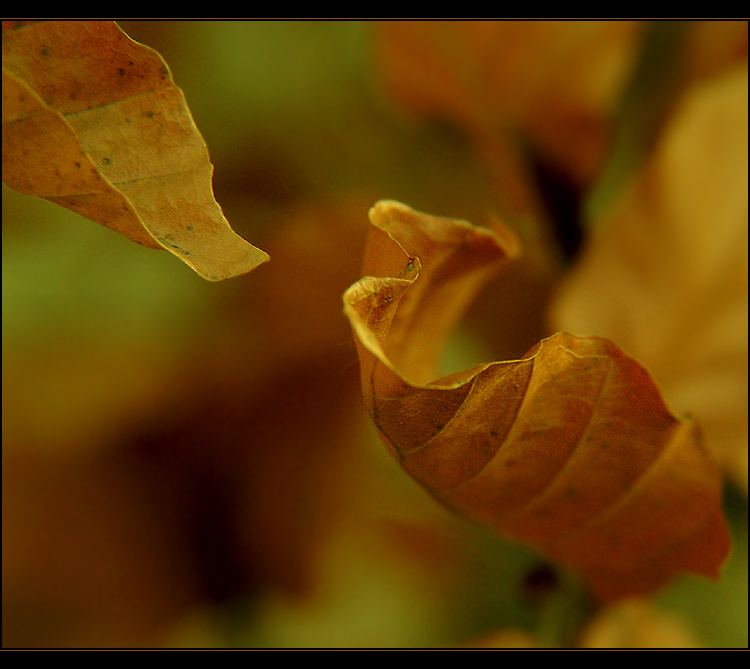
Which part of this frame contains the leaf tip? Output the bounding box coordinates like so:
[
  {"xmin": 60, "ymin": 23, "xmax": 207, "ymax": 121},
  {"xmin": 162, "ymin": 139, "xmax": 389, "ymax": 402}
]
[{"xmin": 193, "ymin": 243, "xmax": 270, "ymax": 282}]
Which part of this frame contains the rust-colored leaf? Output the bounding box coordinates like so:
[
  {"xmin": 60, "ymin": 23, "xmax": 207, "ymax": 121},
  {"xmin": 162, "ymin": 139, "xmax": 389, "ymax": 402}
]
[
  {"xmin": 343, "ymin": 200, "xmax": 730, "ymax": 601},
  {"xmin": 2, "ymin": 20, "xmax": 269, "ymax": 281}
]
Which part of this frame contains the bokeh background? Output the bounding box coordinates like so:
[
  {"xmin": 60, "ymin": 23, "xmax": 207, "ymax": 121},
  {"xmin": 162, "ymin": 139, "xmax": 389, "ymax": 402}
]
[{"xmin": 2, "ymin": 20, "xmax": 747, "ymax": 648}]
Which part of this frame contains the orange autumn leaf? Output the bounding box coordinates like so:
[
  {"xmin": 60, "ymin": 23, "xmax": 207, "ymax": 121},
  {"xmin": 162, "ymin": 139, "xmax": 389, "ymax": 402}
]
[
  {"xmin": 342, "ymin": 200, "xmax": 730, "ymax": 601},
  {"xmin": 2, "ymin": 20, "xmax": 269, "ymax": 281}
]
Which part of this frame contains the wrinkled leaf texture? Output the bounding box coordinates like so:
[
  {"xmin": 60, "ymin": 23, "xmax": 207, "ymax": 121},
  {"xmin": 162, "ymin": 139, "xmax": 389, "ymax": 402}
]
[
  {"xmin": 343, "ymin": 200, "xmax": 730, "ymax": 601},
  {"xmin": 2, "ymin": 20, "xmax": 268, "ymax": 281}
]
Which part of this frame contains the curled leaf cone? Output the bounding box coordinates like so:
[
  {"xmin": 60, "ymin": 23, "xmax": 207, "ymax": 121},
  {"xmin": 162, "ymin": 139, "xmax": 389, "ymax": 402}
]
[{"xmin": 343, "ymin": 200, "xmax": 730, "ymax": 601}]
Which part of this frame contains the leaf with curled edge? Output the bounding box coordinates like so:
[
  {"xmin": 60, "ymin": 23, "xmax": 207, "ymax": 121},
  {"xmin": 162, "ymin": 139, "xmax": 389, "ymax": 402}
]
[
  {"xmin": 343, "ymin": 200, "xmax": 730, "ymax": 601},
  {"xmin": 2, "ymin": 20, "xmax": 268, "ymax": 281}
]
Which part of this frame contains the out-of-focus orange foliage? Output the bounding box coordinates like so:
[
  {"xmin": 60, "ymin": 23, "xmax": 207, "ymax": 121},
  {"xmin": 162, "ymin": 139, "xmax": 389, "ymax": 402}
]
[
  {"xmin": 374, "ymin": 20, "xmax": 643, "ymax": 188},
  {"xmin": 683, "ymin": 20, "xmax": 748, "ymax": 81},
  {"xmin": 2, "ymin": 450, "xmax": 200, "ymax": 648},
  {"xmin": 550, "ymin": 62, "xmax": 749, "ymax": 493}
]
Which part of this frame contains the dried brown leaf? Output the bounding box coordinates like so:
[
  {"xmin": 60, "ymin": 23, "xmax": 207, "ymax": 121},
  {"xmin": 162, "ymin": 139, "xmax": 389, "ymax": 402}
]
[
  {"xmin": 343, "ymin": 200, "xmax": 730, "ymax": 601},
  {"xmin": 2, "ymin": 20, "xmax": 268, "ymax": 281}
]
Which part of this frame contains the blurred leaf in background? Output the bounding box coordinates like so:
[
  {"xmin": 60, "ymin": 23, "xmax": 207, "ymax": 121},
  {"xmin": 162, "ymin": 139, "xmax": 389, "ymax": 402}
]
[{"xmin": 2, "ymin": 20, "xmax": 747, "ymax": 649}]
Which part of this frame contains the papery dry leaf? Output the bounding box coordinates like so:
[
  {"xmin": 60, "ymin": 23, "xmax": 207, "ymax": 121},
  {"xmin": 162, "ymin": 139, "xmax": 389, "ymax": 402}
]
[
  {"xmin": 2, "ymin": 20, "xmax": 268, "ymax": 281},
  {"xmin": 343, "ymin": 200, "xmax": 730, "ymax": 601}
]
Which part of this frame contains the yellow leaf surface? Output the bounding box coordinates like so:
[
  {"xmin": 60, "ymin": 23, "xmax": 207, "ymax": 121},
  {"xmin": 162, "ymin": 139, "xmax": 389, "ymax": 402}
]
[
  {"xmin": 343, "ymin": 200, "xmax": 730, "ymax": 601},
  {"xmin": 2, "ymin": 20, "xmax": 269, "ymax": 281}
]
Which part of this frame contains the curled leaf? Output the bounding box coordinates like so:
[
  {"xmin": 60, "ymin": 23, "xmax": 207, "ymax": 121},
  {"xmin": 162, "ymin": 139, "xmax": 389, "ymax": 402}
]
[
  {"xmin": 2, "ymin": 20, "xmax": 269, "ymax": 280},
  {"xmin": 343, "ymin": 200, "xmax": 730, "ymax": 601}
]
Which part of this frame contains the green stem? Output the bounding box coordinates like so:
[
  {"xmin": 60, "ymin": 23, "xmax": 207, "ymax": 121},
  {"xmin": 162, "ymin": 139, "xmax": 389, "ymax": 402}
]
[{"xmin": 533, "ymin": 567, "xmax": 598, "ymax": 648}]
